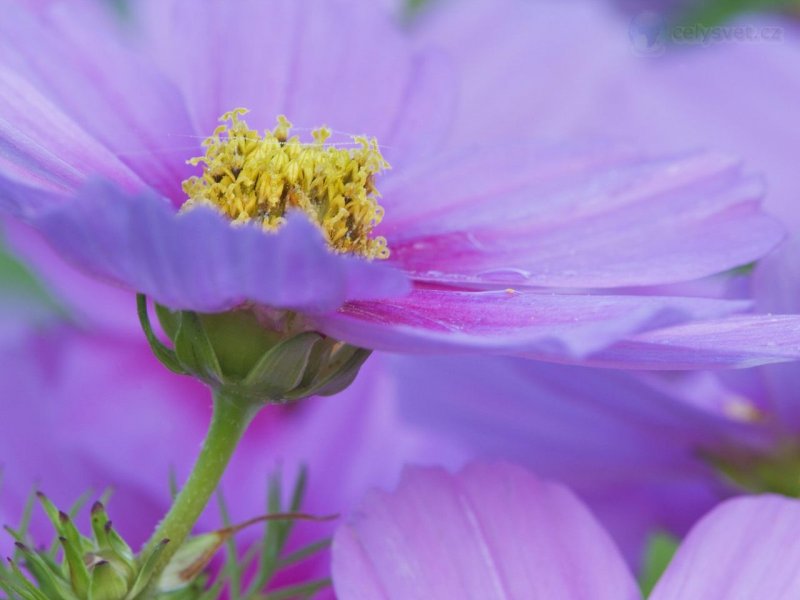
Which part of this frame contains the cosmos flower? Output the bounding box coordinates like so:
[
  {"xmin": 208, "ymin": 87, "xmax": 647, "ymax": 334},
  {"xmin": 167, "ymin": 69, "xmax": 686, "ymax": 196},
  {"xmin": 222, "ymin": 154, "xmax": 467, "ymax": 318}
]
[
  {"xmin": 332, "ymin": 462, "xmax": 800, "ymax": 599},
  {"xmin": 0, "ymin": 0, "xmax": 798, "ymax": 368}
]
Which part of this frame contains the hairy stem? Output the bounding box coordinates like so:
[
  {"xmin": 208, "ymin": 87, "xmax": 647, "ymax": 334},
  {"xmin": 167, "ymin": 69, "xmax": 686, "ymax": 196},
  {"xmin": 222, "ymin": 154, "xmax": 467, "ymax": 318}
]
[{"xmin": 140, "ymin": 389, "xmax": 257, "ymax": 587}]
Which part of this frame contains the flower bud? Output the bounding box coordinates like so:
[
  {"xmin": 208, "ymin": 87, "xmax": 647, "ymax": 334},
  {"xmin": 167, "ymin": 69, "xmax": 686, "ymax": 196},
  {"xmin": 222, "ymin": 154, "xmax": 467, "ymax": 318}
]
[{"xmin": 137, "ymin": 295, "xmax": 371, "ymax": 406}]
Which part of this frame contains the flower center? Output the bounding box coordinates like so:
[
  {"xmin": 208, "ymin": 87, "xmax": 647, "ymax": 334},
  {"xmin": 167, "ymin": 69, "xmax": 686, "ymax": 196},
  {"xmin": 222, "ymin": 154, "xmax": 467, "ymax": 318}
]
[{"xmin": 181, "ymin": 108, "xmax": 390, "ymax": 259}]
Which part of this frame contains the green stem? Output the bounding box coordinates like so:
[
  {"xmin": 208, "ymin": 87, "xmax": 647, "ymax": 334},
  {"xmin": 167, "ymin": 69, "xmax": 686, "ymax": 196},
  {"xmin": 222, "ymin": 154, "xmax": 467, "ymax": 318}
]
[{"xmin": 140, "ymin": 389, "xmax": 258, "ymax": 584}]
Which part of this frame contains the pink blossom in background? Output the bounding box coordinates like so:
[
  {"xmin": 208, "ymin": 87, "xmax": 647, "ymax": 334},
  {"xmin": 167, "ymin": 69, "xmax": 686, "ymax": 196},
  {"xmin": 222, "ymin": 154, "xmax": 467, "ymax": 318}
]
[
  {"xmin": 413, "ymin": 0, "xmax": 800, "ymax": 231},
  {"xmin": 333, "ymin": 462, "xmax": 800, "ymax": 599}
]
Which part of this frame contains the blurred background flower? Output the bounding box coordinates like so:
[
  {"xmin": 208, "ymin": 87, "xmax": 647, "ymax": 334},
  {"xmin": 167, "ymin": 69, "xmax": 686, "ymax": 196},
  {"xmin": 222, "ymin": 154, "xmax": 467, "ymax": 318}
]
[{"xmin": 332, "ymin": 462, "xmax": 800, "ymax": 599}]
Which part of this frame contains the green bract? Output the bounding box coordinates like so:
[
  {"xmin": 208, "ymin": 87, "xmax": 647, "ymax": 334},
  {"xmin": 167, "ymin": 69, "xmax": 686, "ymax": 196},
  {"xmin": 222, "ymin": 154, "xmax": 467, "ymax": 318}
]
[
  {"xmin": 0, "ymin": 472, "xmax": 334, "ymax": 600},
  {"xmin": 1, "ymin": 493, "xmax": 171, "ymax": 600},
  {"xmin": 137, "ymin": 295, "xmax": 371, "ymax": 406}
]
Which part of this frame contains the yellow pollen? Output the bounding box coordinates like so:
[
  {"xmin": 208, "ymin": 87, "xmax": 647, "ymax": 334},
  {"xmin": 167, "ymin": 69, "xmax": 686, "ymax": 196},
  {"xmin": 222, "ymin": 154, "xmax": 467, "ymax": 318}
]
[{"xmin": 181, "ymin": 108, "xmax": 391, "ymax": 259}]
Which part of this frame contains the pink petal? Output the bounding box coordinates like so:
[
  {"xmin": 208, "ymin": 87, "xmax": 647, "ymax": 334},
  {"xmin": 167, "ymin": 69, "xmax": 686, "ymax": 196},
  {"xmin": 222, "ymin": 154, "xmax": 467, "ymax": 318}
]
[
  {"xmin": 0, "ymin": 66, "xmax": 143, "ymax": 194},
  {"xmin": 0, "ymin": 0, "xmax": 197, "ymax": 202},
  {"xmin": 751, "ymin": 237, "xmax": 800, "ymax": 427},
  {"xmin": 380, "ymin": 146, "xmax": 782, "ymax": 289},
  {"xmin": 137, "ymin": 0, "xmax": 454, "ymax": 165},
  {"xmin": 591, "ymin": 315, "xmax": 800, "ymax": 369},
  {"xmin": 332, "ymin": 463, "xmax": 640, "ymax": 600},
  {"xmin": 316, "ymin": 287, "xmax": 750, "ymax": 359},
  {"xmin": 651, "ymin": 496, "xmax": 800, "ymax": 599}
]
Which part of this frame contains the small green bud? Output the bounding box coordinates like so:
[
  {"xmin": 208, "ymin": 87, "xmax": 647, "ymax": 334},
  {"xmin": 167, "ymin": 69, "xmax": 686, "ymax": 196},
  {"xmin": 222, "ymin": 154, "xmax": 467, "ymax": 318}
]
[
  {"xmin": 137, "ymin": 295, "xmax": 371, "ymax": 407},
  {"xmin": 4, "ymin": 494, "xmax": 174, "ymax": 600},
  {"xmin": 88, "ymin": 561, "xmax": 128, "ymax": 600}
]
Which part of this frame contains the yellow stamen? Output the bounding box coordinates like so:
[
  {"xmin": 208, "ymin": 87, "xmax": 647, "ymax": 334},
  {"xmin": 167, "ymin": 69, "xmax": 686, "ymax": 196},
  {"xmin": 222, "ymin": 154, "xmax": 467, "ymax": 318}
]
[{"xmin": 181, "ymin": 108, "xmax": 391, "ymax": 259}]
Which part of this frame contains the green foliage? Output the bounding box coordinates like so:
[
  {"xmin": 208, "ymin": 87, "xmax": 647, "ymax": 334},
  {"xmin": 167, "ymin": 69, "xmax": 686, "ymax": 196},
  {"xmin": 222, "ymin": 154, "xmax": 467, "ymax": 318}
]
[
  {"xmin": 639, "ymin": 532, "xmax": 679, "ymax": 597},
  {"xmin": 679, "ymin": 0, "xmax": 799, "ymax": 27},
  {"xmin": 0, "ymin": 469, "xmax": 333, "ymax": 600},
  {"xmin": 0, "ymin": 240, "xmax": 63, "ymax": 323}
]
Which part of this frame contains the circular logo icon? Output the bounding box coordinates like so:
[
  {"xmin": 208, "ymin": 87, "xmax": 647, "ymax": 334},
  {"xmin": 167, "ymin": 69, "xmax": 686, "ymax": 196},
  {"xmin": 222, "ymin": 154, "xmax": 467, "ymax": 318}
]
[{"xmin": 629, "ymin": 11, "xmax": 667, "ymax": 57}]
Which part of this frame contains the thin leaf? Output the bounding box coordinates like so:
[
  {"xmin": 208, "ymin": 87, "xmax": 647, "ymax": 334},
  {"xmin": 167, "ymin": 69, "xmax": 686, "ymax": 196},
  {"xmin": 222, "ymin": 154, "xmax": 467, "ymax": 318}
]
[
  {"xmin": 5, "ymin": 560, "xmax": 48, "ymax": 600},
  {"xmin": 13, "ymin": 543, "xmax": 79, "ymax": 600},
  {"xmin": 275, "ymin": 539, "xmax": 332, "ymax": 570},
  {"xmin": 259, "ymin": 578, "xmax": 332, "ymax": 600},
  {"xmin": 246, "ymin": 473, "xmax": 283, "ymax": 596},
  {"xmin": 216, "ymin": 489, "xmax": 241, "ymax": 599}
]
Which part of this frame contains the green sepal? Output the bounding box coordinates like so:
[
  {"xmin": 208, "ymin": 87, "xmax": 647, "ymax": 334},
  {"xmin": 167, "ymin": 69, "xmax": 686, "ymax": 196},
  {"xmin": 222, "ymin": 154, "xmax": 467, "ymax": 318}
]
[
  {"xmin": 173, "ymin": 311, "xmax": 224, "ymax": 384},
  {"xmin": 36, "ymin": 493, "xmax": 91, "ymax": 596},
  {"xmin": 287, "ymin": 346, "xmax": 371, "ymax": 400},
  {"xmin": 92, "ymin": 505, "xmax": 134, "ymax": 565},
  {"xmin": 58, "ymin": 534, "xmax": 90, "ymax": 597},
  {"xmin": 88, "ymin": 503, "xmax": 135, "ymax": 587},
  {"xmin": 139, "ymin": 300, "xmax": 372, "ymax": 406},
  {"xmin": 87, "ymin": 561, "xmax": 128, "ymax": 600},
  {"xmin": 136, "ymin": 295, "xmax": 186, "ymax": 375},
  {"xmin": 105, "ymin": 526, "xmax": 136, "ymax": 577},
  {"xmin": 90, "ymin": 502, "xmax": 111, "ymax": 549},
  {"xmin": 124, "ymin": 538, "xmax": 169, "ymax": 600},
  {"xmin": 242, "ymin": 332, "xmax": 322, "ymax": 400},
  {"xmin": 12, "ymin": 543, "xmax": 80, "ymax": 600},
  {"xmin": 154, "ymin": 304, "xmax": 180, "ymax": 342},
  {"xmin": 34, "ymin": 492, "xmax": 60, "ymax": 530},
  {"xmin": 5, "ymin": 558, "xmax": 50, "ymax": 600}
]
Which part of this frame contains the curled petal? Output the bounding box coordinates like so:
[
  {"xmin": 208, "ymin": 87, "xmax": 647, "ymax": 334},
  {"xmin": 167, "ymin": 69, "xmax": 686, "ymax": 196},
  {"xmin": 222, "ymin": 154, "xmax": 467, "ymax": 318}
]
[
  {"xmin": 0, "ymin": 178, "xmax": 410, "ymax": 314},
  {"xmin": 316, "ymin": 287, "xmax": 751, "ymax": 361}
]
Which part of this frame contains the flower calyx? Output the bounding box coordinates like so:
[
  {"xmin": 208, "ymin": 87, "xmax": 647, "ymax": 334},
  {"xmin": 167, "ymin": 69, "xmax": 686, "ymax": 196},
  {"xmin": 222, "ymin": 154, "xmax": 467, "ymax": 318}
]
[{"xmin": 137, "ymin": 295, "xmax": 371, "ymax": 406}]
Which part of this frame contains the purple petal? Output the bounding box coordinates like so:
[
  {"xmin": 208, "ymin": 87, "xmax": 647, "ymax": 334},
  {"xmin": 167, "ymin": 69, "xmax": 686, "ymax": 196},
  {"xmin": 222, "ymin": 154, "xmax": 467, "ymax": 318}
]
[
  {"xmin": 412, "ymin": 0, "xmax": 633, "ymax": 151},
  {"xmin": 591, "ymin": 315, "xmax": 800, "ymax": 369},
  {"xmin": 0, "ymin": 66, "xmax": 143, "ymax": 194},
  {"xmin": 332, "ymin": 463, "xmax": 640, "ymax": 600},
  {"xmin": 389, "ymin": 354, "xmax": 763, "ymax": 563},
  {"xmin": 419, "ymin": 0, "xmax": 800, "ymax": 232},
  {"xmin": 607, "ymin": 16, "xmax": 800, "ymax": 233},
  {"xmin": 0, "ymin": 0, "xmax": 197, "ymax": 202},
  {"xmin": 742, "ymin": 237, "xmax": 800, "ymax": 427},
  {"xmin": 315, "ymin": 287, "xmax": 750, "ymax": 359},
  {"xmin": 392, "ymin": 355, "xmax": 757, "ymax": 481},
  {"xmin": 651, "ymin": 495, "xmax": 800, "ymax": 599},
  {"xmin": 754, "ymin": 236, "xmax": 800, "ymax": 315},
  {"xmin": 137, "ymin": 0, "xmax": 454, "ymax": 165},
  {"xmin": 2, "ymin": 217, "xmax": 141, "ymax": 336},
  {"xmin": 380, "ymin": 146, "xmax": 782, "ymax": 288},
  {"xmin": 1, "ymin": 178, "xmax": 409, "ymax": 313},
  {"xmin": 0, "ymin": 328, "xmax": 209, "ymax": 554}
]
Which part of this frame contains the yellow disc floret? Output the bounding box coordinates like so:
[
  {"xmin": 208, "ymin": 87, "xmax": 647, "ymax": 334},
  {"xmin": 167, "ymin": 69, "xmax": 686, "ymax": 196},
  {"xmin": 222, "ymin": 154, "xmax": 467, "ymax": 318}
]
[{"xmin": 181, "ymin": 108, "xmax": 390, "ymax": 259}]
